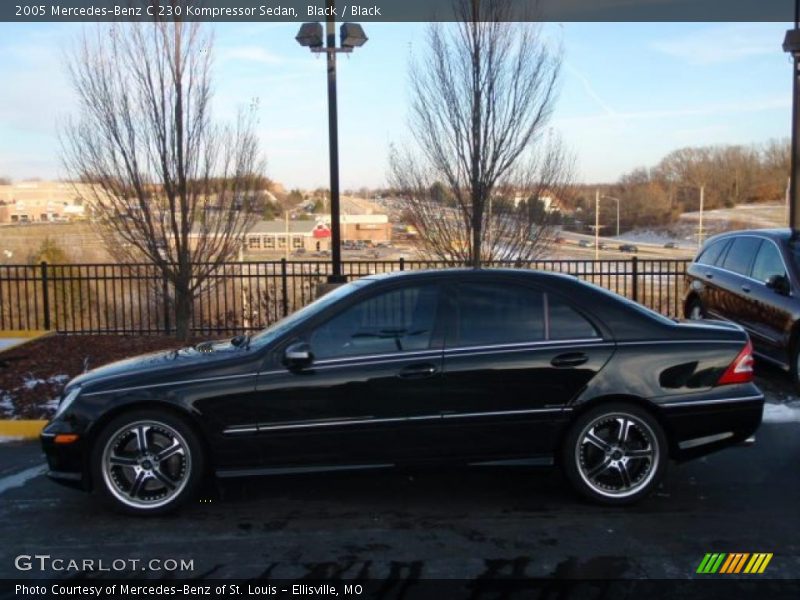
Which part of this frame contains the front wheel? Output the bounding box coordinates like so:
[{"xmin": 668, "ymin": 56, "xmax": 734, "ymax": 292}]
[
  {"xmin": 91, "ymin": 410, "xmax": 204, "ymax": 515},
  {"xmin": 561, "ymin": 403, "xmax": 668, "ymax": 505}
]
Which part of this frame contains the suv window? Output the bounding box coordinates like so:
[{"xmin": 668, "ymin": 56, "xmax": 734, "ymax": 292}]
[
  {"xmin": 696, "ymin": 238, "xmax": 729, "ymax": 266},
  {"xmin": 721, "ymin": 236, "xmax": 761, "ymax": 276},
  {"xmin": 310, "ymin": 285, "xmax": 439, "ymax": 359},
  {"xmin": 548, "ymin": 296, "xmax": 599, "ymax": 340},
  {"xmin": 452, "ymin": 283, "xmax": 544, "ymax": 347},
  {"xmin": 751, "ymin": 241, "xmax": 786, "ymax": 283}
]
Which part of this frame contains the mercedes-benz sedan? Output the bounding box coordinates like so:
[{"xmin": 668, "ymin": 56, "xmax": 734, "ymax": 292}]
[{"xmin": 42, "ymin": 269, "xmax": 763, "ymax": 514}]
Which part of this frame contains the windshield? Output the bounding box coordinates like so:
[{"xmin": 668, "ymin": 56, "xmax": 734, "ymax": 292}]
[{"xmin": 248, "ymin": 280, "xmax": 368, "ymax": 348}]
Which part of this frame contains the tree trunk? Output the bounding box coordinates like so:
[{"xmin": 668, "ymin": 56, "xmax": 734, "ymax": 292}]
[{"xmin": 174, "ymin": 281, "xmax": 193, "ymax": 342}]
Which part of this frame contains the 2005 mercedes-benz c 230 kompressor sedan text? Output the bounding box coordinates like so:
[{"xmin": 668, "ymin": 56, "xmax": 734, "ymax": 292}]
[{"xmin": 41, "ymin": 269, "xmax": 763, "ymax": 514}]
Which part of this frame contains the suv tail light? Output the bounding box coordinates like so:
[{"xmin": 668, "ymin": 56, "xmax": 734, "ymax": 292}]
[{"xmin": 717, "ymin": 340, "xmax": 754, "ymax": 385}]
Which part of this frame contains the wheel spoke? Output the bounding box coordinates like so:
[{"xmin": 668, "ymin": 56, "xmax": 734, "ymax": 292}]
[
  {"xmin": 109, "ymin": 453, "xmax": 137, "ymax": 467},
  {"xmin": 128, "ymin": 470, "xmax": 151, "ymax": 499},
  {"xmin": 617, "ymin": 418, "xmax": 633, "ymax": 443},
  {"xmin": 626, "ymin": 447, "xmax": 653, "ymax": 459},
  {"xmin": 151, "ymin": 469, "xmax": 177, "ymax": 490},
  {"xmin": 134, "ymin": 425, "xmax": 151, "ymax": 454},
  {"xmin": 586, "ymin": 456, "xmax": 613, "ymax": 479},
  {"xmin": 155, "ymin": 439, "xmax": 184, "ymax": 462},
  {"xmin": 583, "ymin": 428, "xmax": 612, "ymax": 452},
  {"xmin": 617, "ymin": 461, "xmax": 632, "ymax": 489}
]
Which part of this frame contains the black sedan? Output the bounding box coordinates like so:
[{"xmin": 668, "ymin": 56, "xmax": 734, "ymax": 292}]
[{"xmin": 41, "ymin": 269, "xmax": 763, "ymax": 514}]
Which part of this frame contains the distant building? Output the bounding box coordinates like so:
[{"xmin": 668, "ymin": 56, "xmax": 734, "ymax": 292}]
[{"xmin": 0, "ymin": 181, "xmax": 87, "ymax": 223}]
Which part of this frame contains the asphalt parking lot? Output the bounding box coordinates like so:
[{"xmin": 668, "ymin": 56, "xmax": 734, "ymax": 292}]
[{"xmin": 1, "ymin": 369, "xmax": 799, "ymax": 582}]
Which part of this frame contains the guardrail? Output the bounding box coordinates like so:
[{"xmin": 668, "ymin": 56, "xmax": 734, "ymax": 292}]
[{"xmin": 0, "ymin": 258, "xmax": 691, "ymax": 335}]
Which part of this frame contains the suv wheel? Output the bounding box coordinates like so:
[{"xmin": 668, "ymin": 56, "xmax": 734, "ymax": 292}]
[
  {"xmin": 92, "ymin": 410, "xmax": 204, "ymax": 515},
  {"xmin": 562, "ymin": 403, "xmax": 668, "ymax": 505}
]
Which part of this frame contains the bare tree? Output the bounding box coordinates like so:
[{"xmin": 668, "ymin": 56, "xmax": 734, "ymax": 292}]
[
  {"xmin": 390, "ymin": 0, "xmax": 572, "ymax": 266},
  {"xmin": 62, "ymin": 19, "xmax": 266, "ymax": 340}
]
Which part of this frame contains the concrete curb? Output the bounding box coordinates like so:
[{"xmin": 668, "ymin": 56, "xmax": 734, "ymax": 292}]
[{"xmin": 0, "ymin": 420, "xmax": 47, "ymax": 440}]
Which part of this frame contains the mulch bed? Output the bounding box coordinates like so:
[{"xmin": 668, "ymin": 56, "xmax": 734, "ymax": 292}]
[{"xmin": 0, "ymin": 335, "xmax": 196, "ymax": 419}]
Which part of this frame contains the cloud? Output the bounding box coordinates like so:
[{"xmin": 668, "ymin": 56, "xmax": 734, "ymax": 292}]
[{"xmin": 652, "ymin": 23, "xmax": 784, "ymax": 66}]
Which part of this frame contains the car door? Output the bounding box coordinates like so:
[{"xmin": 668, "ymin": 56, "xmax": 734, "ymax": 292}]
[
  {"xmin": 247, "ymin": 282, "xmax": 446, "ymax": 467},
  {"xmin": 714, "ymin": 235, "xmax": 761, "ymax": 323},
  {"xmin": 438, "ymin": 280, "xmax": 615, "ymax": 461},
  {"xmin": 743, "ymin": 238, "xmax": 795, "ymax": 361},
  {"xmin": 689, "ymin": 237, "xmax": 731, "ymax": 317}
]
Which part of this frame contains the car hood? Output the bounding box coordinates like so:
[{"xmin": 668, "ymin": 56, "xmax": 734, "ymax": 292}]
[{"xmin": 66, "ymin": 340, "xmax": 249, "ymax": 392}]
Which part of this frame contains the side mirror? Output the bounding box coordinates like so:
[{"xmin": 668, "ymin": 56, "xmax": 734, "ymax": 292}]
[
  {"xmin": 284, "ymin": 341, "xmax": 313, "ymax": 370},
  {"xmin": 766, "ymin": 274, "xmax": 790, "ymax": 295}
]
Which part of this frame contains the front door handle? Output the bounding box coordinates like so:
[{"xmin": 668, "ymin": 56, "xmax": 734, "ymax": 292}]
[
  {"xmin": 551, "ymin": 352, "xmax": 589, "ymax": 368},
  {"xmin": 704, "ymin": 272, "xmax": 714, "ymax": 280},
  {"xmin": 398, "ymin": 363, "xmax": 437, "ymax": 379},
  {"xmin": 741, "ymin": 285, "xmax": 751, "ymax": 293}
]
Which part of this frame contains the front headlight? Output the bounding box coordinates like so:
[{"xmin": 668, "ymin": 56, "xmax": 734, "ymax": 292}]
[{"xmin": 53, "ymin": 387, "xmax": 81, "ymax": 420}]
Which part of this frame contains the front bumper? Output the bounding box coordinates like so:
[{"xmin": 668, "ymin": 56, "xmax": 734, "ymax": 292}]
[{"xmin": 40, "ymin": 421, "xmax": 90, "ymax": 491}]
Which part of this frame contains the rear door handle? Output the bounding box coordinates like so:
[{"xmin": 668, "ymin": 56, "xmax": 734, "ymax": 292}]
[
  {"xmin": 551, "ymin": 352, "xmax": 589, "ymax": 368},
  {"xmin": 398, "ymin": 363, "xmax": 437, "ymax": 379},
  {"xmin": 741, "ymin": 285, "xmax": 751, "ymax": 293},
  {"xmin": 704, "ymin": 272, "xmax": 714, "ymax": 280}
]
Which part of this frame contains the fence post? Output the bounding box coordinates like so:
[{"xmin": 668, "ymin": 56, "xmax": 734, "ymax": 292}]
[
  {"xmin": 281, "ymin": 258, "xmax": 289, "ymax": 317},
  {"xmin": 162, "ymin": 274, "xmax": 171, "ymax": 335},
  {"xmin": 631, "ymin": 256, "xmax": 639, "ymax": 303},
  {"xmin": 399, "ymin": 257, "xmax": 405, "ymax": 271},
  {"xmin": 40, "ymin": 261, "xmax": 51, "ymax": 330}
]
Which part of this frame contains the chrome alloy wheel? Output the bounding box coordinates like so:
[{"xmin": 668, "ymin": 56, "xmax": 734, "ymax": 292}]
[
  {"xmin": 574, "ymin": 413, "xmax": 658, "ymax": 499},
  {"xmin": 101, "ymin": 420, "xmax": 191, "ymax": 510}
]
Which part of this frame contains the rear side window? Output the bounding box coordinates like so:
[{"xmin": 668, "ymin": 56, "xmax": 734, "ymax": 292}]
[
  {"xmin": 696, "ymin": 238, "xmax": 728, "ymax": 266},
  {"xmin": 452, "ymin": 283, "xmax": 544, "ymax": 347},
  {"xmin": 548, "ymin": 296, "xmax": 599, "ymax": 340},
  {"xmin": 751, "ymin": 241, "xmax": 786, "ymax": 283},
  {"xmin": 721, "ymin": 237, "xmax": 761, "ymax": 276}
]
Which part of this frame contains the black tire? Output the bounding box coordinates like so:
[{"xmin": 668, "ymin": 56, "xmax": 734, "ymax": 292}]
[
  {"xmin": 561, "ymin": 403, "xmax": 668, "ymax": 506},
  {"xmin": 686, "ymin": 296, "xmax": 705, "ymax": 320},
  {"xmin": 789, "ymin": 339, "xmax": 800, "ymax": 393},
  {"xmin": 91, "ymin": 409, "xmax": 205, "ymax": 516}
]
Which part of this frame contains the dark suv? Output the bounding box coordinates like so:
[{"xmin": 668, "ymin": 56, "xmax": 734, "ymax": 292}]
[{"xmin": 684, "ymin": 229, "xmax": 800, "ymax": 385}]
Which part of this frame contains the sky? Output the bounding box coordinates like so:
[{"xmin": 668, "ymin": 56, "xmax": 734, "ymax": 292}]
[{"xmin": 0, "ymin": 21, "xmax": 793, "ymax": 189}]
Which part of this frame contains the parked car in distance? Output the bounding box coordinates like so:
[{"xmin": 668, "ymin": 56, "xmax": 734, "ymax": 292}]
[
  {"xmin": 579, "ymin": 240, "xmax": 590, "ymax": 248},
  {"xmin": 42, "ymin": 269, "xmax": 762, "ymax": 515},
  {"xmin": 619, "ymin": 244, "xmax": 638, "ymax": 253},
  {"xmin": 598, "ymin": 241, "xmax": 608, "ymax": 250},
  {"xmin": 664, "ymin": 242, "xmax": 678, "ymax": 249},
  {"xmin": 684, "ymin": 228, "xmax": 800, "ymax": 387}
]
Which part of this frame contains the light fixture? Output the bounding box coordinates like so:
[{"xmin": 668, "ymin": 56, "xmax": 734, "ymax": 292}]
[
  {"xmin": 340, "ymin": 23, "xmax": 368, "ymax": 49},
  {"xmin": 295, "ymin": 22, "xmax": 323, "ymax": 48}
]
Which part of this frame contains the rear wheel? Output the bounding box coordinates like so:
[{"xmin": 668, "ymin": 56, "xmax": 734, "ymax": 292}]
[
  {"xmin": 562, "ymin": 403, "xmax": 668, "ymax": 505},
  {"xmin": 91, "ymin": 410, "xmax": 204, "ymax": 515}
]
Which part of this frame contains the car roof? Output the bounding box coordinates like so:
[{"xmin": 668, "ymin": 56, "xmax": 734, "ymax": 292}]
[{"xmin": 706, "ymin": 228, "xmax": 793, "ymax": 244}]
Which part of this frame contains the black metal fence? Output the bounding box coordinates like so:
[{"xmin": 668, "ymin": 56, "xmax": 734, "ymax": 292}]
[{"xmin": 0, "ymin": 258, "xmax": 691, "ymax": 335}]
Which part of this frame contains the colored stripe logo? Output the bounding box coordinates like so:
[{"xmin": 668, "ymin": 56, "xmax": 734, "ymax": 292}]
[{"xmin": 697, "ymin": 553, "xmax": 773, "ymax": 574}]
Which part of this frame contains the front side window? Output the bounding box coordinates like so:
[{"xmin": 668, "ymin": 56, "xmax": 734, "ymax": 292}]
[
  {"xmin": 751, "ymin": 241, "xmax": 785, "ymax": 283},
  {"xmin": 310, "ymin": 285, "xmax": 440, "ymax": 359},
  {"xmin": 721, "ymin": 236, "xmax": 761, "ymax": 276},
  {"xmin": 452, "ymin": 283, "xmax": 544, "ymax": 347}
]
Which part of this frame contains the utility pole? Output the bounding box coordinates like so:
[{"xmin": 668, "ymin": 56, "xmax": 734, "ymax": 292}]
[
  {"xmin": 784, "ymin": 4, "xmax": 800, "ymax": 234},
  {"xmin": 594, "ymin": 189, "xmax": 600, "ymax": 260},
  {"xmin": 698, "ymin": 185, "xmax": 705, "ymax": 249}
]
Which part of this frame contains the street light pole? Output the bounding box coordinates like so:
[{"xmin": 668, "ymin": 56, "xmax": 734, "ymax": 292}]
[
  {"xmin": 324, "ymin": 2, "xmax": 345, "ymax": 283},
  {"xmin": 784, "ymin": 3, "xmax": 800, "ymax": 234},
  {"xmin": 594, "ymin": 189, "xmax": 600, "ymax": 260}
]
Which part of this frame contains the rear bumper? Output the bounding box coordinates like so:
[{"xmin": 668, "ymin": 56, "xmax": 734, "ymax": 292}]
[{"xmin": 657, "ymin": 388, "xmax": 764, "ymax": 461}]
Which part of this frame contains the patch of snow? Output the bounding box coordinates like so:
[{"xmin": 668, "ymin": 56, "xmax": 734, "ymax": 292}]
[
  {"xmin": 21, "ymin": 376, "xmax": 45, "ymax": 390},
  {"xmin": 763, "ymin": 403, "xmax": 800, "ymax": 424},
  {"xmin": 47, "ymin": 374, "xmax": 69, "ymax": 385},
  {"xmin": 0, "ymin": 392, "xmax": 14, "ymax": 417},
  {"xmin": 0, "ymin": 464, "xmax": 47, "ymax": 494},
  {"xmin": 0, "ymin": 436, "xmax": 26, "ymax": 444}
]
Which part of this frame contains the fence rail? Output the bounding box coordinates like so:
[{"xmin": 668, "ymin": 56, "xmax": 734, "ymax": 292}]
[{"xmin": 0, "ymin": 258, "xmax": 691, "ymax": 335}]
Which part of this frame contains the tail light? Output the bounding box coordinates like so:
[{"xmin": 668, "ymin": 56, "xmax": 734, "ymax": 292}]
[{"xmin": 717, "ymin": 340, "xmax": 754, "ymax": 385}]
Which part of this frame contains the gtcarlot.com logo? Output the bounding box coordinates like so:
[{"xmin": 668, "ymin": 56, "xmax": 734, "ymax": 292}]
[
  {"xmin": 14, "ymin": 554, "xmax": 194, "ymax": 573},
  {"xmin": 696, "ymin": 553, "xmax": 773, "ymax": 575}
]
